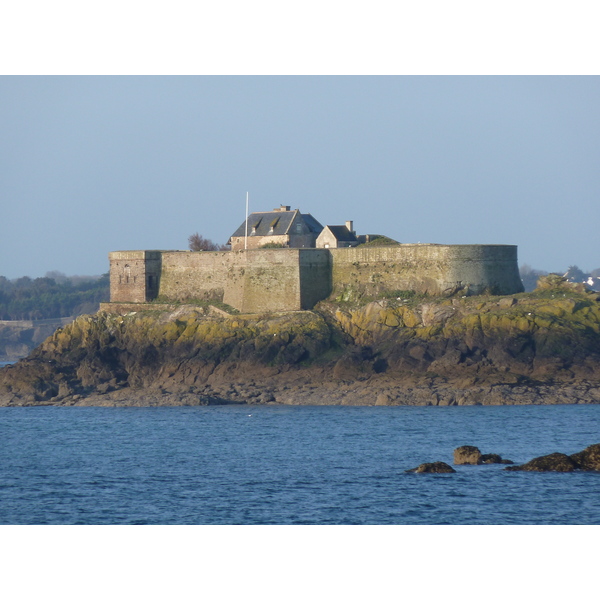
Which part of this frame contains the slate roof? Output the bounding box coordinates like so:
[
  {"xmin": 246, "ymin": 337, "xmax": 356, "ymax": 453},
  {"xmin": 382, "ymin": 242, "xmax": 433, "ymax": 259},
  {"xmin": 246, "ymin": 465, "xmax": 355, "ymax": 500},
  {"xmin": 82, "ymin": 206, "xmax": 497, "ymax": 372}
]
[
  {"xmin": 324, "ymin": 225, "xmax": 358, "ymax": 242},
  {"xmin": 300, "ymin": 213, "xmax": 325, "ymax": 234},
  {"xmin": 230, "ymin": 210, "xmax": 323, "ymax": 239}
]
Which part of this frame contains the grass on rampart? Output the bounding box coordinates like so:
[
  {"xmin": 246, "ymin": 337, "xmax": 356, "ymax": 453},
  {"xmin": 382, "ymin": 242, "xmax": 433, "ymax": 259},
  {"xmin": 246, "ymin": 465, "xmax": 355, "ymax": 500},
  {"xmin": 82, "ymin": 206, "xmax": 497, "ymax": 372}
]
[
  {"xmin": 358, "ymin": 236, "xmax": 400, "ymax": 247},
  {"xmin": 152, "ymin": 296, "xmax": 240, "ymax": 315}
]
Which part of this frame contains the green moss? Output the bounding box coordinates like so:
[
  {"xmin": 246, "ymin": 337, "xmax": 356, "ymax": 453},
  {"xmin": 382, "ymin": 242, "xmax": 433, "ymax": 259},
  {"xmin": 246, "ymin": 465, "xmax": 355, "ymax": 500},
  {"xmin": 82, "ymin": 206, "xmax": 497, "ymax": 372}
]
[
  {"xmin": 259, "ymin": 242, "xmax": 286, "ymax": 249},
  {"xmin": 358, "ymin": 236, "xmax": 400, "ymax": 247}
]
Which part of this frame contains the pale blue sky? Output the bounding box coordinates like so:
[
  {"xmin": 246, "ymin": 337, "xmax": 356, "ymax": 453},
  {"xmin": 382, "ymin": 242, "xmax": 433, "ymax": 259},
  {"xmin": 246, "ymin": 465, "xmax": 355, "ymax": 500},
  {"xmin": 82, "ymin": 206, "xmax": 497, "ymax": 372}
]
[{"xmin": 1, "ymin": 76, "xmax": 599, "ymax": 279}]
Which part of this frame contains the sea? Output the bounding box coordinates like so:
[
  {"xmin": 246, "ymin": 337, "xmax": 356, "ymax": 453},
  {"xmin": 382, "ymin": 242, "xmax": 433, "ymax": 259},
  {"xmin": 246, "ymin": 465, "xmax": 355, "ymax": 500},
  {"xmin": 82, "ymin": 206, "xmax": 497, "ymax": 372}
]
[{"xmin": 1, "ymin": 395, "xmax": 599, "ymax": 525}]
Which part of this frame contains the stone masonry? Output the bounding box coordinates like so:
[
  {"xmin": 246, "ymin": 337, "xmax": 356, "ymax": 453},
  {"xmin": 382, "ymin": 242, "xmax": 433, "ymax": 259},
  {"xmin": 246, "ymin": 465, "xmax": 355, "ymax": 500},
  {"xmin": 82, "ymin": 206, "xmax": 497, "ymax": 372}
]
[{"xmin": 107, "ymin": 244, "xmax": 524, "ymax": 314}]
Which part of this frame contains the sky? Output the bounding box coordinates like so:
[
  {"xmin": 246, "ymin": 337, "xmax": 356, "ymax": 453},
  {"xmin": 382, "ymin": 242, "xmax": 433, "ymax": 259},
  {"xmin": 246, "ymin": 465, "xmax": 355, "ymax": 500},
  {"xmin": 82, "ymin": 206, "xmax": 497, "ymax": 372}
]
[{"xmin": 1, "ymin": 75, "xmax": 599, "ymax": 279}]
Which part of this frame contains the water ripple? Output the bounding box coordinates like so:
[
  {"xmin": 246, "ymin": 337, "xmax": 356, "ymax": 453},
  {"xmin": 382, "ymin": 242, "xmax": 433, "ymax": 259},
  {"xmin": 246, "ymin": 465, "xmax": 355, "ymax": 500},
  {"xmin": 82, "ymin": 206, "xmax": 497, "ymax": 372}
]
[{"xmin": 1, "ymin": 404, "xmax": 599, "ymax": 524}]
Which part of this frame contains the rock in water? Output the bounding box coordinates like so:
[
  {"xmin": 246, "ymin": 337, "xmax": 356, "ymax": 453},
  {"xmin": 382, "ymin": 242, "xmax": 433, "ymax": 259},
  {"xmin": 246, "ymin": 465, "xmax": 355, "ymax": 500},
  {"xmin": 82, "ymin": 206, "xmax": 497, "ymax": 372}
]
[
  {"xmin": 453, "ymin": 446, "xmax": 483, "ymax": 465},
  {"xmin": 480, "ymin": 453, "xmax": 514, "ymax": 465},
  {"xmin": 570, "ymin": 443, "xmax": 600, "ymax": 470},
  {"xmin": 406, "ymin": 462, "xmax": 456, "ymax": 474},
  {"xmin": 504, "ymin": 452, "xmax": 580, "ymax": 472}
]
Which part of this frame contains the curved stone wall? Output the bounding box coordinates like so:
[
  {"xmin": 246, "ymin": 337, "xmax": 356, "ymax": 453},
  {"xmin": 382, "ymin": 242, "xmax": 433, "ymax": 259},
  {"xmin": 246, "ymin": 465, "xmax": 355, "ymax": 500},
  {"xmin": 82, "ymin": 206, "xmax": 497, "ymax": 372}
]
[
  {"xmin": 108, "ymin": 244, "xmax": 523, "ymax": 313},
  {"xmin": 443, "ymin": 245, "xmax": 523, "ymax": 295},
  {"xmin": 329, "ymin": 244, "xmax": 523, "ymax": 299}
]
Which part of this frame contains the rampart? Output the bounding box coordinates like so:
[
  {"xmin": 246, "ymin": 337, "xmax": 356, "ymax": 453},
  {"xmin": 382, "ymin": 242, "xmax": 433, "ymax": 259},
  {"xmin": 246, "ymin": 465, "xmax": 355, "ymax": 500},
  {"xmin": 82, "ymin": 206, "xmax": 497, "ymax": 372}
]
[
  {"xmin": 108, "ymin": 251, "xmax": 161, "ymax": 303},
  {"xmin": 329, "ymin": 244, "xmax": 523, "ymax": 299},
  {"xmin": 110, "ymin": 248, "xmax": 332, "ymax": 313},
  {"xmin": 108, "ymin": 244, "xmax": 523, "ymax": 313}
]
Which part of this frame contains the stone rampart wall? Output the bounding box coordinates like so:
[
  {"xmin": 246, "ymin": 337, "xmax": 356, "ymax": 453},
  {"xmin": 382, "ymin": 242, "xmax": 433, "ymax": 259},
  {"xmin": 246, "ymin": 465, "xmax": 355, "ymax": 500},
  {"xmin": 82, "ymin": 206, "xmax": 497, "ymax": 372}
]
[
  {"xmin": 108, "ymin": 244, "xmax": 523, "ymax": 313},
  {"xmin": 328, "ymin": 244, "xmax": 523, "ymax": 298},
  {"xmin": 299, "ymin": 250, "xmax": 332, "ymax": 309},
  {"xmin": 109, "ymin": 251, "xmax": 161, "ymax": 303},
  {"xmin": 329, "ymin": 245, "xmax": 450, "ymax": 298},
  {"xmin": 154, "ymin": 249, "xmax": 332, "ymax": 313},
  {"xmin": 159, "ymin": 251, "xmax": 233, "ymax": 302},
  {"xmin": 443, "ymin": 245, "xmax": 524, "ymax": 295},
  {"xmin": 229, "ymin": 250, "xmax": 302, "ymax": 312}
]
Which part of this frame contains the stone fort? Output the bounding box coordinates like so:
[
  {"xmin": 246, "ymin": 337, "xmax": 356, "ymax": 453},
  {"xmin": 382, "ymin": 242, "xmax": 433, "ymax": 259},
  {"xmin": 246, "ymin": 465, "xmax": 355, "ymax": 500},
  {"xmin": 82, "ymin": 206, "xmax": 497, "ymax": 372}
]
[{"xmin": 107, "ymin": 206, "xmax": 524, "ymax": 313}]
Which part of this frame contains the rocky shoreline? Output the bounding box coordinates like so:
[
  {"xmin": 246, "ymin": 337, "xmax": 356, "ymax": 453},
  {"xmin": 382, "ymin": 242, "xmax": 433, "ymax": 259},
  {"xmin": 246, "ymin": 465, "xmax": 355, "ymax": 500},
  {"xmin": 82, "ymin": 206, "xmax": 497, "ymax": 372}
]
[
  {"xmin": 24, "ymin": 379, "xmax": 599, "ymax": 408},
  {"xmin": 2, "ymin": 276, "xmax": 600, "ymax": 407}
]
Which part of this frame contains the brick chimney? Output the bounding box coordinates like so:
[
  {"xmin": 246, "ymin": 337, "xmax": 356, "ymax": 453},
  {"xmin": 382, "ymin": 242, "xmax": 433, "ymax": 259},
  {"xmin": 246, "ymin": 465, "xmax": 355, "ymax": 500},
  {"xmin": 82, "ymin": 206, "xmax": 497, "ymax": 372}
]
[{"xmin": 345, "ymin": 220, "xmax": 354, "ymax": 234}]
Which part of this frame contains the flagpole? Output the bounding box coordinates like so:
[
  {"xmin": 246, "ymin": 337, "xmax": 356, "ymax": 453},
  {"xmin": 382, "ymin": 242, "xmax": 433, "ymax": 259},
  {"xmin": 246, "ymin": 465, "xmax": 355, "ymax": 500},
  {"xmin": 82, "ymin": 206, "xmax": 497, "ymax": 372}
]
[{"xmin": 245, "ymin": 191, "xmax": 249, "ymax": 250}]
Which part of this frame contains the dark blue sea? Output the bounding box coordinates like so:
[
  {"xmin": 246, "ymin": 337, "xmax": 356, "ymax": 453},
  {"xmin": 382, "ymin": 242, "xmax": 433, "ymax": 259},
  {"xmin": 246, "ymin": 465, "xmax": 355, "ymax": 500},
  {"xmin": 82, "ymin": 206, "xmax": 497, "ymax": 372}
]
[{"xmin": 1, "ymin": 402, "xmax": 599, "ymax": 525}]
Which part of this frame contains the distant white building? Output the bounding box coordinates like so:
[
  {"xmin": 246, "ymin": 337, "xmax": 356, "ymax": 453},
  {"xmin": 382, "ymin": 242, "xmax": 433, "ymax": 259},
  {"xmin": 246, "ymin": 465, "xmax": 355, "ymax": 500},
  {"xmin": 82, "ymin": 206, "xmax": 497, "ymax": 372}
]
[{"xmin": 563, "ymin": 266, "xmax": 600, "ymax": 291}]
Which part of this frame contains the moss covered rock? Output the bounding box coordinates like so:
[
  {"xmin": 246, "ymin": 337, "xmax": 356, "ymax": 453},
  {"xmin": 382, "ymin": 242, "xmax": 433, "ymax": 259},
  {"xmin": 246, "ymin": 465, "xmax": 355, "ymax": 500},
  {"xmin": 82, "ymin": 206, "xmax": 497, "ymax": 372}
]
[{"xmin": 3, "ymin": 278, "xmax": 600, "ymax": 406}]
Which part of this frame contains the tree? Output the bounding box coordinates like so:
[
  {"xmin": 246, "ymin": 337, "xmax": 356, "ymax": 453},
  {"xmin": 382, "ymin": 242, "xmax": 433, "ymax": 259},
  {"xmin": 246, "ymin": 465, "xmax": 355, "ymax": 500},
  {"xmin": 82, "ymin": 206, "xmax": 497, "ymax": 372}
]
[
  {"xmin": 0, "ymin": 273, "xmax": 109, "ymax": 320},
  {"xmin": 188, "ymin": 233, "xmax": 228, "ymax": 252}
]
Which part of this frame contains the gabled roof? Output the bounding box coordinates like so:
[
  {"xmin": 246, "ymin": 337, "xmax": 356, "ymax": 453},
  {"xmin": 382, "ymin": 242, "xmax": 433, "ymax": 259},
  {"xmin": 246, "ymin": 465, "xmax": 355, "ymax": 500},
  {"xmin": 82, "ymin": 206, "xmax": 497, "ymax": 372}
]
[
  {"xmin": 230, "ymin": 210, "xmax": 324, "ymax": 239},
  {"xmin": 323, "ymin": 225, "xmax": 358, "ymax": 242},
  {"xmin": 301, "ymin": 213, "xmax": 325, "ymax": 234}
]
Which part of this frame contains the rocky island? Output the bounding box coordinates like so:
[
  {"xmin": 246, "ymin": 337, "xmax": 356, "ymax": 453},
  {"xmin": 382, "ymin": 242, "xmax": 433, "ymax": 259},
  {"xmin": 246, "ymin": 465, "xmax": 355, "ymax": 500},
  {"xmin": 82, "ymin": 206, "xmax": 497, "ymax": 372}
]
[{"xmin": 2, "ymin": 274, "xmax": 600, "ymax": 407}]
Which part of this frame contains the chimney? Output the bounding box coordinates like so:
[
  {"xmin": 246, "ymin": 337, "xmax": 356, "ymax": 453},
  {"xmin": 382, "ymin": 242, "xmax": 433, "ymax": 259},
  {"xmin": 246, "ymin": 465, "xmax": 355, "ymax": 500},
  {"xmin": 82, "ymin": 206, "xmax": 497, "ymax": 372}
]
[
  {"xmin": 345, "ymin": 220, "xmax": 354, "ymax": 233},
  {"xmin": 274, "ymin": 205, "xmax": 291, "ymax": 212}
]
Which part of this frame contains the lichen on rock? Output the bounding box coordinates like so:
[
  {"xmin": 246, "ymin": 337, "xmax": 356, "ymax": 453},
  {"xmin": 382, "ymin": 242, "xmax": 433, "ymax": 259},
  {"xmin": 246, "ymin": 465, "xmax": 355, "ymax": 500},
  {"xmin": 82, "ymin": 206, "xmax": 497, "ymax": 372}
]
[{"xmin": 3, "ymin": 277, "xmax": 600, "ymax": 406}]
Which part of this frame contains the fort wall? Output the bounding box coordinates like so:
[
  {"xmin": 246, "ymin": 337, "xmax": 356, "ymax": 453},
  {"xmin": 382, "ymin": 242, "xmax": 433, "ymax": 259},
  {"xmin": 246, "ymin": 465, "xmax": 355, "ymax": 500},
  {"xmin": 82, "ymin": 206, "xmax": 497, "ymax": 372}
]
[
  {"xmin": 229, "ymin": 250, "xmax": 302, "ymax": 312},
  {"xmin": 299, "ymin": 250, "xmax": 332, "ymax": 309},
  {"xmin": 109, "ymin": 251, "xmax": 161, "ymax": 303},
  {"xmin": 329, "ymin": 244, "xmax": 522, "ymax": 299},
  {"xmin": 159, "ymin": 251, "xmax": 233, "ymax": 302},
  {"xmin": 145, "ymin": 249, "xmax": 332, "ymax": 313},
  {"xmin": 107, "ymin": 244, "xmax": 524, "ymax": 313},
  {"xmin": 443, "ymin": 245, "xmax": 524, "ymax": 295}
]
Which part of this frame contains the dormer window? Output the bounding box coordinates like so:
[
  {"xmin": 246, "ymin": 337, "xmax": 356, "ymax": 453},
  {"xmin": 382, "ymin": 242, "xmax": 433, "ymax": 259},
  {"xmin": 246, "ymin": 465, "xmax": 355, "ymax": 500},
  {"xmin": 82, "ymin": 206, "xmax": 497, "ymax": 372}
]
[{"xmin": 269, "ymin": 217, "xmax": 279, "ymax": 234}]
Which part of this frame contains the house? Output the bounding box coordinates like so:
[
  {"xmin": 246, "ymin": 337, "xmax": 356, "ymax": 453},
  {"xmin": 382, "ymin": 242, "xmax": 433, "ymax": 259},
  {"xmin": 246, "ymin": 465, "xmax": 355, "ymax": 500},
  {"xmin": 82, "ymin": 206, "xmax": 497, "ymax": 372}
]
[
  {"xmin": 316, "ymin": 221, "xmax": 359, "ymax": 248},
  {"xmin": 228, "ymin": 205, "xmax": 324, "ymax": 251}
]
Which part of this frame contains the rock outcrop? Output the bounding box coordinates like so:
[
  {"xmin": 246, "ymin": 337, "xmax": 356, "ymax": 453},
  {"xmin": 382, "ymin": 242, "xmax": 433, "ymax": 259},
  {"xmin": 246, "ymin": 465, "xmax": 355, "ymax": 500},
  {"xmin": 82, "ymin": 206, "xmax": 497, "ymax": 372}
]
[
  {"xmin": 405, "ymin": 462, "xmax": 456, "ymax": 474},
  {"xmin": 454, "ymin": 446, "xmax": 482, "ymax": 465},
  {"xmin": 505, "ymin": 444, "xmax": 600, "ymax": 472},
  {"xmin": 453, "ymin": 446, "xmax": 513, "ymax": 465},
  {"xmin": 480, "ymin": 453, "xmax": 514, "ymax": 465},
  {"xmin": 2, "ymin": 277, "xmax": 600, "ymax": 406},
  {"xmin": 569, "ymin": 443, "xmax": 600, "ymax": 470},
  {"xmin": 504, "ymin": 453, "xmax": 580, "ymax": 472}
]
